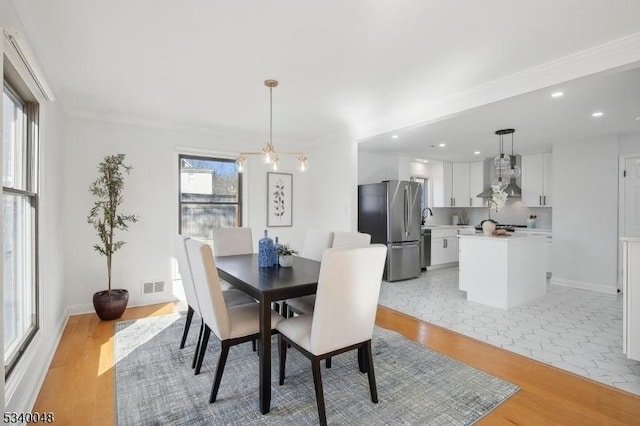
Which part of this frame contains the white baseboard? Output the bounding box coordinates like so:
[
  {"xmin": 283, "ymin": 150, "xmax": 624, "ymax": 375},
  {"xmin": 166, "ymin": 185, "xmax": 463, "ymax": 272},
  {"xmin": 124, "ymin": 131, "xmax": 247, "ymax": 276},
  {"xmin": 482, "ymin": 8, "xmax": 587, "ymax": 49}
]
[
  {"xmin": 25, "ymin": 312, "xmax": 70, "ymax": 411},
  {"xmin": 550, "ymin": 276, "xmax": 618, "ymax": 294},
  {"xmin": 6, "ymin": 309, "xmax": 70, "ymax": 413},
  {"xmin": 66, "ymin": 295, "xmax": 180, "ymax": 317},
  {"xmin": 426, "ymin": 262, "xmax": 458, "ymax": 271}
]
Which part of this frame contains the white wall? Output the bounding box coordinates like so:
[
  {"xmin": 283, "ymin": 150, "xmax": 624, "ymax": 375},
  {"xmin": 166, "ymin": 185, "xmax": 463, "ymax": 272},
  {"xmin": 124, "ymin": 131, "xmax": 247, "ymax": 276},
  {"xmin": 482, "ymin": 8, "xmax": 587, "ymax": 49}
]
[
  {"xmin": 62, "ymin": 117, "xmax": 322, "ymax": 310},
  {"xmin": 550, "ymin": 136, "xmax": 619, "ymax": 293},
  {"xmin": 1, "ymin": 0, "xmax": 67, "ymax": 411},
  {"xmin": 358, "ymin": 151, "xmax": 395, "ymax": 184},
  {"xmin": 618, "ymin": 131, "xmax": 640, "ymax": 155},
  {"xmin": 308, "ymin": 134, "xmax": 358, "ymax": 232},
  {"xmin": 62, "ymin": 116, "xmax": 359, "ymax": 312}
]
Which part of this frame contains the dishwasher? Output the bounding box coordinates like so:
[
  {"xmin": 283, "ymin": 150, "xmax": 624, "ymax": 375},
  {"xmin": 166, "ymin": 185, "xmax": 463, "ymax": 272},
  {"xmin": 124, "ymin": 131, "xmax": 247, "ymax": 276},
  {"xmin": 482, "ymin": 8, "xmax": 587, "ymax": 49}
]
[{"xmin": 420, "ymin": 228, "xmax": 431, "ymax": 269}]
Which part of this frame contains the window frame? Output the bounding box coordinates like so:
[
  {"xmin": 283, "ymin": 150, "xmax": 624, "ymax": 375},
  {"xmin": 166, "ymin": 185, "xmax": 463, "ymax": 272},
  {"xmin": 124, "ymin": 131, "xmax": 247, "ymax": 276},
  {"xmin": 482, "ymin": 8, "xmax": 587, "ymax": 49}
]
[
  {"xmin": 2, "ymin": 79, "xmax": 40, "ymax": 379},
  {"xmin": 177, "ymin": 154, "xmax": 243, "ymax": 236}
]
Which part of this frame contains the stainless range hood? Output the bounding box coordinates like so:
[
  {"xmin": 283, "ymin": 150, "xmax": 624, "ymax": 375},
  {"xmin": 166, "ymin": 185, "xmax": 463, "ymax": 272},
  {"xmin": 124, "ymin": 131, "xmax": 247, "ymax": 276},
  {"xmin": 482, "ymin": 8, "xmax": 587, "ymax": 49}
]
[
  {"xmin": 477, "ymin": 180, "xmax": 520, "ymax": 198},
  {"xmin": 477, "ymin": 155, "xmax": 522, "ymax": 198}
]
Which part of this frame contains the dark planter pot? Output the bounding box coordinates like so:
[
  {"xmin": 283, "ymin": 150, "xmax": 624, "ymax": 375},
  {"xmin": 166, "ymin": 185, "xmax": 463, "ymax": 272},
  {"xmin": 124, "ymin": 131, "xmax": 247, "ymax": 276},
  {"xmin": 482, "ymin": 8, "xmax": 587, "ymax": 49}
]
[{"xmin": 93, "ymin": 289, "xmax": 129, "ymax": 321}]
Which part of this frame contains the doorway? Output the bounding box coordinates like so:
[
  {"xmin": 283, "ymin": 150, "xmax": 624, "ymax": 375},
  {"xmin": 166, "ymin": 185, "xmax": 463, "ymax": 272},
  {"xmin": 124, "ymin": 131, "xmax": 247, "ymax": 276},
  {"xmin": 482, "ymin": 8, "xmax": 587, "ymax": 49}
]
[{"xmin": 618, "ymin": 154, "xmax": 640, "ymax": 289}]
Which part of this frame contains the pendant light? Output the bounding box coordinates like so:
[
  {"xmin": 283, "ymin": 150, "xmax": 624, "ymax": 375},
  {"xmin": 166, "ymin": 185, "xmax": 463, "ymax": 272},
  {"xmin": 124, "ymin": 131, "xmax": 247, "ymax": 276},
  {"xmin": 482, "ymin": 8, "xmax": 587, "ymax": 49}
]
[
  {"xmin": 491, "ymin": 129, "xmax": 513, "ymax": 190},
  {"xmin": 236, "ymin": 79, "xmax": 309, "ymax": 173},
  {"xmin": 506, "ymin": 129, "xmax": 521, "ymax": 179}
]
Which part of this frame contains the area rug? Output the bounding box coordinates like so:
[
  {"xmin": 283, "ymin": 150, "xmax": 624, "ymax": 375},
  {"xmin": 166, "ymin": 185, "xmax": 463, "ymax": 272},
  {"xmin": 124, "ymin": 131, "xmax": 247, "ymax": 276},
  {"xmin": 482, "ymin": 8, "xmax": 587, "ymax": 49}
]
[{"xmin": 114, "ymin": 313, "xmax": 519, "ymax": 425}]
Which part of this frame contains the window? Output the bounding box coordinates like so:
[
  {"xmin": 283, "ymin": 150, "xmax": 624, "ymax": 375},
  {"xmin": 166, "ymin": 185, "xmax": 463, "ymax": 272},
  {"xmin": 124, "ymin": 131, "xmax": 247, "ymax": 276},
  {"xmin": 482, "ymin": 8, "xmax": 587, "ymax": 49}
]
[
  {"xmin": 178, "ymin": 155, "xmax": 242, "ymax": 243},
  {"xmin": 3, "ymin": 81, "xmax": 39, "ymax": 378},
  {"xmin": 412, "ymin": 177, "xmax": 429, "ymax": 210}
]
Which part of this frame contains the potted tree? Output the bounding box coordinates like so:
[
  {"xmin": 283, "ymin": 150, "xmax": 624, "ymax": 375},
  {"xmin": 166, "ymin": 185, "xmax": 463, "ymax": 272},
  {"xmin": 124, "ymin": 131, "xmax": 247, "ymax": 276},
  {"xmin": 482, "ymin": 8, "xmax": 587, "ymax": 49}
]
[{"xmin": 87, "ymin": 153, "xmax": 138, "ymax": 320}]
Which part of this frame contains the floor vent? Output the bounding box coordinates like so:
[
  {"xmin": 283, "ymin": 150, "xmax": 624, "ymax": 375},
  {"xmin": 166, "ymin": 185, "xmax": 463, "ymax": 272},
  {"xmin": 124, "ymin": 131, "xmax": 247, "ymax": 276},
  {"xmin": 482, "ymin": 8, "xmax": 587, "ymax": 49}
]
[{"xmin": 142, "ymin": 280, "xmax": 165, "ymax": 294}]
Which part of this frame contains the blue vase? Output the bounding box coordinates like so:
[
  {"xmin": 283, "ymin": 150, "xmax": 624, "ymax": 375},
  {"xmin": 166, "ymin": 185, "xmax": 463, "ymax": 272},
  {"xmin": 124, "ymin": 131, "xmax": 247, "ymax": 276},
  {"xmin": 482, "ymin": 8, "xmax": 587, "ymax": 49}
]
[
  {"xmin": 273, "ymin": 237, "xmax": 282, "ymax": 267},
  {"xmin": 258, "ymin": 230, "xmax": 274, "ymax": 267}
]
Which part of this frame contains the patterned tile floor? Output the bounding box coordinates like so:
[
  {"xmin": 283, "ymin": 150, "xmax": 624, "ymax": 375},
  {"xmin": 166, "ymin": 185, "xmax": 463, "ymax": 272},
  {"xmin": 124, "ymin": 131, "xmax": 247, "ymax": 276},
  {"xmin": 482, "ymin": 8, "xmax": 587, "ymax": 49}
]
[{"xmin": 378, "ymin": 266, "xmax": 640, "ymax": 396}]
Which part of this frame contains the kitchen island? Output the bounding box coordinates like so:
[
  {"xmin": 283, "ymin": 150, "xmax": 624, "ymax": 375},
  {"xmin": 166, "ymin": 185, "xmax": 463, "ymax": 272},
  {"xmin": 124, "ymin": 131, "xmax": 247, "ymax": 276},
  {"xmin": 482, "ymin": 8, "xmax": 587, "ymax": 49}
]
[{"xmin": 458, "ymin": 233, "xmax": 547, "ymax": 309}]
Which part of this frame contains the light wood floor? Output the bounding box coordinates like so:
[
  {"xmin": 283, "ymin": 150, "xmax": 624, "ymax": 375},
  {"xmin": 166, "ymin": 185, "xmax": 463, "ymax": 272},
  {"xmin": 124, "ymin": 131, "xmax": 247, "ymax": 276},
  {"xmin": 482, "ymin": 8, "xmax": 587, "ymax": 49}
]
[{"xmin": 32, "ymin": 303, "xmax": 640, "ymax": 425}]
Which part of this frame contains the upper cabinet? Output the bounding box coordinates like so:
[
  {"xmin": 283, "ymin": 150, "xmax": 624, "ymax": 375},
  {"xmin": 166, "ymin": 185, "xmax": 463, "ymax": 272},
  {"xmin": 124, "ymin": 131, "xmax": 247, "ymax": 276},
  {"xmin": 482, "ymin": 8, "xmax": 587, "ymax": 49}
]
[
  {"xmin": 468, "ymin": 161, "xmax": 485, "ymax": 207},
  {"xmin": 452, "ymin": 162, "xmax": 470, "ymax": 207},
  {"xmin": 435, "ymin": 161, "xmax": 484, "ymax": 207},
  {"xmin": 521, "ymin": 153, "xmax": 552, "ymax": 207}
]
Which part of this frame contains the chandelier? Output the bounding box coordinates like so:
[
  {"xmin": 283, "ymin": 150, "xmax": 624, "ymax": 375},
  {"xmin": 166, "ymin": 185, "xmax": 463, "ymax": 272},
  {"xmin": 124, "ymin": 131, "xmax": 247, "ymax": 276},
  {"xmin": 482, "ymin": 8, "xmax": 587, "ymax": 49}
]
[
  {"xmin": 492, "ymin": 128, "xmax": 521, "ymax": 197},
  {"xmin": 236, "ymin": 79, "xmax": 309, "ymax": 173}
]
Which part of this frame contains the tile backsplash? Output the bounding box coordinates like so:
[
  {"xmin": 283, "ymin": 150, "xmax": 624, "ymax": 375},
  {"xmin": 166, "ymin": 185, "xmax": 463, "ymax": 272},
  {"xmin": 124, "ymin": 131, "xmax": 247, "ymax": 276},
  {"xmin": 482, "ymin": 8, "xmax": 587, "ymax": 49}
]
[{"xmin": 427, "ymin": 199, "xmax": 552, "ymax": 229}]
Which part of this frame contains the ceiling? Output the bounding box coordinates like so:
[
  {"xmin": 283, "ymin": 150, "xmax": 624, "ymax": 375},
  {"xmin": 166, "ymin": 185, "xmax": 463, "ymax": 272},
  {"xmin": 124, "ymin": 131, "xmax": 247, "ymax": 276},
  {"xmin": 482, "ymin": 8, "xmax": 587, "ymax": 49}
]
[
  {"xmin": 360, "ymin": 64, "xmax": 640, "ymax": 162},
  {"xmin": 9, "ymin": 0, "xmax": 640, "ymax": 157}
]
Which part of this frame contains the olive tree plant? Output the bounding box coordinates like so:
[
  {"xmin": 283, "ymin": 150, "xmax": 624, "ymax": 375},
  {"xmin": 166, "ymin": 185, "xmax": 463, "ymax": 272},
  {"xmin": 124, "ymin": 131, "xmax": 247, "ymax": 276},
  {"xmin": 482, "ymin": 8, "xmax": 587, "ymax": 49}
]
[{"xmin": 87, "ymin": 153, "xmax": 138, "ymax": 291}]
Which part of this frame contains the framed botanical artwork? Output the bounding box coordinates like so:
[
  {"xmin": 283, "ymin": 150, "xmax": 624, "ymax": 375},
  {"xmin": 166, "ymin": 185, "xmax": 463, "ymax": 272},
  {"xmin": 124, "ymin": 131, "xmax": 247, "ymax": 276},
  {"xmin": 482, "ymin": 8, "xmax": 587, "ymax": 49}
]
[{"xmin": 267, "ymin": 172, "xmax": 293, "ymax": 227}]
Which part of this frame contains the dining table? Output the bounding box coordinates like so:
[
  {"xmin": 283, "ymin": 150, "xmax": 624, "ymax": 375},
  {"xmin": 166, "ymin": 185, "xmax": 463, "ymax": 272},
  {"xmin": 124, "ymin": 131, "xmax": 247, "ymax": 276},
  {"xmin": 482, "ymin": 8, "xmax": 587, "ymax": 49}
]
[{"xmin": 215, "ymin": 253, "xmax": 322, "ymax": 414}]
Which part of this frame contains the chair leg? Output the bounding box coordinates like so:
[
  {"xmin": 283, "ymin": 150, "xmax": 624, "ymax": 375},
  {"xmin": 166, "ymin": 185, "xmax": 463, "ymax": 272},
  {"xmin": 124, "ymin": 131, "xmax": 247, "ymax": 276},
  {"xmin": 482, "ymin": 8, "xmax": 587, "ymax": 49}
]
[
  {"xmin": 358, "ymin": 346, "xmax": 367, "ymax": 373},
  {"xmin": 364, "ymin": 341, "xmax": 378, "ymax": 404},
  {"xmin": 180, "ymin": 306, "xmax": 194, "ymax": 349},
  {"xmin": 311, "ymin": 358, "xmax": 327, "ymax": 426},
  {"xmin": 195, "ymin": 325, "xmax": 211, "ymax": 375},
  {"xmin": 278, "ymin": 334, "xmax": 287, "ymax": 385},
  {"xmin": 192, "ymin": 320, "xmax": 204, "ymax": 369},
  {"xmin": 281, "ymin": 301, "xmax": 289, "ymax": 317},
  {"xmin": 325, "ymin": 357, "xmax": 331, "ymax": 369},
  {"xmin": 252, "ymin": 339, "xmax": 257, "ymax": 352},
  {"xmin": 209, "ymin": 340, "xmax": 230, "ymax": 403}
]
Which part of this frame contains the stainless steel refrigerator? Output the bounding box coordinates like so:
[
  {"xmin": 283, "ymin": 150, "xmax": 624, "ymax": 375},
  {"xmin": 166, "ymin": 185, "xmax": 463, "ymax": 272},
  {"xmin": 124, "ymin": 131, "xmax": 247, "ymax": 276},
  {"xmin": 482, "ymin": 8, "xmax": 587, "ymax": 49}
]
[{"xmin": 358, "ymin": 180, "xmax": 422, "ymax": 281}]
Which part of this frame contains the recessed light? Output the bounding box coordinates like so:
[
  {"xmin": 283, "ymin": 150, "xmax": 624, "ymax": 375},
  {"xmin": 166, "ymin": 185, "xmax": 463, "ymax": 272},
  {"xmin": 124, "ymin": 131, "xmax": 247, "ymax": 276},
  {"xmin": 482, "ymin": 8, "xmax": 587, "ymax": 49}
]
[
  {"xmin": 391, "ymin": 135, "xmax": 399, "ymax": 139},
  {"xmin": 592, "ymin": 111, "xmax": 604, "ymax": 118},
  {"xmin": 473, "ymin": 151, "xmax": 481, "ymax": 155},
  {"xmin": 438, "ymin": 143, "xmax": 446, "ymax": 147},
  {"xmin": 551, "ymin": 91, "xmax": 564, "ymax": 98}
]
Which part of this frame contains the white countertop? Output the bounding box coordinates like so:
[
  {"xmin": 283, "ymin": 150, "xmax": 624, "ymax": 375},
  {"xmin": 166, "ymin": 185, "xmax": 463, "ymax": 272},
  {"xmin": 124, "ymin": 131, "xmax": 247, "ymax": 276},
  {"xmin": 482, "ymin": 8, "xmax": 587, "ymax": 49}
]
[
  {"xmin": 514, "ymin": 228, "xmax": 552, "ymax": 235},
  {"xmin": 458, "ymin": 233, "xmax": 548, "ymax": 240},
  {"xmin": 422, "ymin": 224, "xmax": 474, "ymax": 229}
]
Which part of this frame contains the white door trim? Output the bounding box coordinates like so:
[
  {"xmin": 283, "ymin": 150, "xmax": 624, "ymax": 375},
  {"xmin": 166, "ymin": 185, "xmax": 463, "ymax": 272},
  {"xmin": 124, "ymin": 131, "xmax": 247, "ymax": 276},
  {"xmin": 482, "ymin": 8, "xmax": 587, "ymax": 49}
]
[{"xmin": 618, "ymin": 153, "xmax": 640, "ymax": 291}]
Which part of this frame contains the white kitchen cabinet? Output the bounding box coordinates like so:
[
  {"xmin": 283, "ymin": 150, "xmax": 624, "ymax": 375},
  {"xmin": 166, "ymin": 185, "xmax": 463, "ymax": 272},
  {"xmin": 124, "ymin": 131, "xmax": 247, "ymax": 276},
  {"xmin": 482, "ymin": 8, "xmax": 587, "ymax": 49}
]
[
  {"xmin": 459, "ymin": 233, "xmax": 547, "ymax": 309},
  {"xmin": 438, "ymin": 161, "xmax": 484, "ymax": 208},
  {"xmin": 430, "ymin": 227, "xmax": 461, "ymax": 266},
  {"xmin": 452, "ymin": 162, "xmax": 470, "ymax": 207},
  {"xmin": 433, "ymin": 161, "xmax": 453, "ymax": 207},
  {"xmin": 469, "ymin": 161, "xmax": 485, "ymax": 207},
  {"xmin": 522, "ymin": 153, "xmax": 552, "ymax": 207}
]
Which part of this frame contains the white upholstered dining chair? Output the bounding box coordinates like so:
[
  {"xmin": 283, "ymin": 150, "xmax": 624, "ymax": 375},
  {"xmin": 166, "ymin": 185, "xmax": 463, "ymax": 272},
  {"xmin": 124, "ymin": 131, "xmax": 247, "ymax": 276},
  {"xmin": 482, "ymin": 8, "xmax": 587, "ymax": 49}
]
[
  {"xmin": 174, "ymin": 235, "xmax": 255, "ymax": 370},
  {"xmin": 284, "ymin": 229, "xmax": 334, "ymax": 317},
  {"xmin": 286, "ymin": 231, "xmax": 371, "ymax": 317},
  {"xmin": 186, "ymin": 238, "xmax": 283, "ymax": 402},
  {"xmin": 212, "ymin": 227, "xmax": 253, "ymax": 256},
  {"xmin": 212, "ymin": 227, "xmax": 254, "ymax": 290},
  {"xmin": 276, "ymin": 245, "xmax": 387, "ymax": 425},
  {"xmin": 331, "ymin": 231, "xmax": 371, "ymax": 249}
]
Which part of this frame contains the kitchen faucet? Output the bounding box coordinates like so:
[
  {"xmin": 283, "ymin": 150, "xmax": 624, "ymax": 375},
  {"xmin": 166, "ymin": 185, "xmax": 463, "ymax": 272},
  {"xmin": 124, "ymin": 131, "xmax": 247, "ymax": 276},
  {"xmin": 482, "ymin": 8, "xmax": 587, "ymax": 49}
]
[{"xmin": 421, "ymin": 207, "xmax": 433, "ymax": 225}]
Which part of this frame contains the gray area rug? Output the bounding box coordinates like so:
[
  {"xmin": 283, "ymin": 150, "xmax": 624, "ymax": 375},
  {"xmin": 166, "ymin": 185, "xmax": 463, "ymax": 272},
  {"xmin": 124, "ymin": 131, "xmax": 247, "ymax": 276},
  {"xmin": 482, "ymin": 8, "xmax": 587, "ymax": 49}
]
[{"xmin": 114, "ymin": 313, "xmax": 519, "ymax": 425}]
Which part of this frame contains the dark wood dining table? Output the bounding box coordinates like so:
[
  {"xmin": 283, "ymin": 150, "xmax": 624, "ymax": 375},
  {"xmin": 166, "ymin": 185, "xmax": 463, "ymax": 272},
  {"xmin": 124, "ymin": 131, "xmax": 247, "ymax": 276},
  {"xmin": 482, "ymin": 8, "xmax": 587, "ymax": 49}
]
[{"xmin": 215, "ymin": 253, "xmax": 321, "ymax": 414}]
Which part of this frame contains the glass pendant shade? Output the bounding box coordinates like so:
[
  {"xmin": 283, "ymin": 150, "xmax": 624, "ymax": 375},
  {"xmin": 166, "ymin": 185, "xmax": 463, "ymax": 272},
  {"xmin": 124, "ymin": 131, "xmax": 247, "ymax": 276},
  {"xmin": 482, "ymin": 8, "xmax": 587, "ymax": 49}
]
[
  {"xmin": 508, "ymin": 164, "xmax": 521, "ymax": 178},
  {"xmin": 491, "ymin": 176, "xmax": 508, "ymax": 190},
  {"xmin": 494, "ymin": 154, "xmax": 510, "ymax": 168},
  {"xmin": 236, "ymin": 157, "xmax": 246, "ymax": 172},
  {"xmin": 262, "ymin": 143, "xmax": 276, "ymax": 164},
  {"xmin": 297, "ymin": 155, "xmax": 309, "ymax": 172},
  {"xmin": 270, "ymin": 154, "xmax": 280, "ymax": 171}
]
